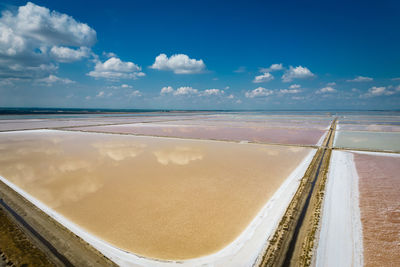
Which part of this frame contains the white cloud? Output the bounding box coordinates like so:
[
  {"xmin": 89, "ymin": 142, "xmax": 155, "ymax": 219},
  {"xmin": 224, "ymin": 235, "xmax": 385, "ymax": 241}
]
[
  {"xmin": 234, "ymin": 66, "xmax": 246, "ymax": 73},
  {"xmin": 12, "ymin": 2, "xmax": 96, "ymax": 46},
  {"xmin": 88, "ymin": 57, "xmax": 145, "ymax": 80},
  {"xmin": 102, "ymin": 51, "xmax": 117, "ymax": 58},
  {"xmin": 160, "ymin": 86, "xmax": 225, "ymax": 97},
  {"xmin": 50, "ymin": 46, "xmax": 90, "ymax": 62},
  {"xmin": 289, "ymin": 84, "xmax": 301, "ymax": 89},
  {"xmin": 260, "ymin": 63, "xmax": 283, "ymax": 73},
  {"xmin": 160, "ymin": 86, "xmax": 174, "ymax": 94},
  {"xmin": 253, "ymin": 72, "xmax": 274, "ymax": 83},
  {"xmin": 36, "ymin": 74, "xmax": 74, "ymax": 85},
  {"xmin": 129, "ymin": 90, "xmax": 142, "ymax": 97},
  {"xmin": 347, "ymin": 76, "xmax": 373, "ymax": 82},
  {"xmin": 282, "ymin": 66, "xmax": 314, "ymax": 82},
  {"xmin": 245, "ymin": 87, "xmax": 273, "ymax": 98},
  {"xmin": 279, "ymin": 89, "xmax": 301, "ymax": 94},
  {"xmin": 0, "ymin": 2, "xmax": 96, "ymax": 78},
  {"xmin": 227, "ymin": 94, "xmax": 235, "ymax": 99},
  {"xmin": 96, "ymin": 91, "xmax": 105, "ymax": 98},
  {"xmin": 327, "ymin": 82, "xmax": 336, "ymax": 86},
  {"xmin": 150, "ymin": 53, "xmax": 205, "ymax": 74},
  {"xmin": 202, "ymin": 89, "xmax": 224, "ymax": 96},
  {"xmin": 317, "ymin": 86, "xmax": 337, "ymax": 93},
  {"xmin": 174, "ymin": 86, "xmax": 198, "ymax": 95},
  {"xmin": 363, "ymin": 86, "xmax": 395, "ymax": 97},
  {"xmin": 107, "ymin": 84, "xmax": 132, "ymax": 89},
  {"xmin": 391, "ymin": 77, "xmax": 400, "ymax": 81}
]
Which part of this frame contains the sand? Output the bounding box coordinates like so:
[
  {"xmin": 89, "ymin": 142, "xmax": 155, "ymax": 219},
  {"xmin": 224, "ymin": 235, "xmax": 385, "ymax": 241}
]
[
  {"xmin": 353, "ymin": 152, "xmax": 400, "ymax": 267},
  {"xmin": 0, "ymin": 130, "xmax": 313, "ymax": 263},
  {"xmin": 315, "ymin": 150, "xmax": 363, "ymax": 267},
  {"xmin": 69, "ymin": 123, "xmax": 326, "ymax": 145}
]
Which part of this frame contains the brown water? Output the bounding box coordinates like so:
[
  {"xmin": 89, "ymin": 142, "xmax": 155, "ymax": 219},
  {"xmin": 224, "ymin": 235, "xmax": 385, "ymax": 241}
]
[
  {"xmin": 0, "ymin": 130, "xmax": 312, "ymax": 260},
  {"xmin": 354, "ymin": 153, "xmax": 400, "ymax": 267},
  {"xmin": 70, "ymin": 123, "xmax": 326, "ymax": 145}
]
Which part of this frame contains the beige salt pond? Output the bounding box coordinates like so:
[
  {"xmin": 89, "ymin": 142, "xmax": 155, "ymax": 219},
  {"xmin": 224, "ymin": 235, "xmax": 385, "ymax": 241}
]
[{"xmin": 0, "ymin": 130, "xmax": 313, "ymax": 262}]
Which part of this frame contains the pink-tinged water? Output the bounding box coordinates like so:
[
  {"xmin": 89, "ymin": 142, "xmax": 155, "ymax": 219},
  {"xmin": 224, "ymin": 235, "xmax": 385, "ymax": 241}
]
[
  {"xmin": 354, "ymin": 153, "xmax": 400, "ymax": 267},
  {"xmin": 0, "ymin": 116, "xmax": 204, "ymax": 131},
  {"xmin": 70, "ymin": 123, "xmax": 326, "ymax": 145}
]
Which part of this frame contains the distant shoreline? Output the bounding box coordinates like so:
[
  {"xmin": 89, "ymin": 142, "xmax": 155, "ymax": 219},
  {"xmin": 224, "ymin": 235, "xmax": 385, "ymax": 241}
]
[{"xmin": 0, "ymin": 107, "xmax": 399, "ymax": 115}]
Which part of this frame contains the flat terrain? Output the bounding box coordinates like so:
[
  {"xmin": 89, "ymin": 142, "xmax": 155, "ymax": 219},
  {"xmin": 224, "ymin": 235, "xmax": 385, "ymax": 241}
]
[
  {"xmin": 354, "ymin": 152, "xmax": 400, "ymax": 267},
  {"xmin": 2, "ymin": 112, "xmax": 398, "ymax": 266},
  {"xmin": 0, "ymin": 130, "xmax": 312, "ymax": 260}
]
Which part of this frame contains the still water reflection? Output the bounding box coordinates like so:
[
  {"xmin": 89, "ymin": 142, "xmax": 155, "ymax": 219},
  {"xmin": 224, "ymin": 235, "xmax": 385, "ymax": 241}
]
[{"xmin": 0, "ymin": 130, "xmax": 311, "ymax": 260}]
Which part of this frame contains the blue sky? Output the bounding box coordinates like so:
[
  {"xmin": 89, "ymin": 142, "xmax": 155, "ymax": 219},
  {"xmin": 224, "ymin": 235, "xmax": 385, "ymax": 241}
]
[{"xmin": 0, "ymin": 0, "xmax": 399, "ymax": 110}]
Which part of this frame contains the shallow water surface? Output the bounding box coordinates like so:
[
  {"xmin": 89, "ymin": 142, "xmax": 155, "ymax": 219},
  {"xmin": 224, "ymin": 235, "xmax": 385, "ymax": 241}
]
[
  {"xmin": 0, "ymin": 130, "xmax": 312, "ymax": 260},
  {"xmin": 334, "ymin": 131, "xmax": 400, "ymax": 152},
  {"xmin": 70, "ymin": 123, "xmax": 326, "ymax": 145},
  {"xmin": 354, "ymin": 153, "xmax": 400, "ymax": 267}
]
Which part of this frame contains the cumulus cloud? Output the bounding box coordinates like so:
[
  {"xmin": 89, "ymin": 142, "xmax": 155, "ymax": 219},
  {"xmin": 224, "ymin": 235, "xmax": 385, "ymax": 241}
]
[
  {"xmin": 327, "ymin": 82, "xmax": 336, "ymax": 86},
  {"xmin": 245, "ymin": 87, "xmax": 273, "ymax": 98},
  {"xmin": 0, "ymin": 2, "xmax": 96, "ymax": 78},
  {"xmin": 347, "ymin": 76, "xmax": 373, "ymax": 82},
  {"xmin": 50, "ymin": 46, "xmax": 90, "ymax": 62},
  {"xmin": 36, "ymin": 74, "xmax": 74, "ymax": 85},
  {"xmin": 279, "ymin": 89, "xmax": 301, "ymax": 94},
  {"xmin": 88, "ymin": 57, "xmax": 145, "ymax": 80},
  {"xmin": 128, "ymin": 90, "xmax": 142, "ymax": 97},
  {"xmin": 174, "ymin": 86, "xmax": 198, "ymax": 95},
  {"xmin": 150, "ymin": 53, "xmax": 205, "ymax": 74},
  {"xmin": 260, "ymin": 63, "xmax": 283, "ymax": 73},
  {"xmin": 96, "ymin": 91, "xmax": 105, "ymax": 98},
  {"xmin": 253, "ymin": 72, "xmax": 274, "ymax": 83},
  {"xmin": 102, "ymin": 51, "xmax": 117, "ymax": 58},
  {"xmin": 282, "ymin": 66, "xmax": 314, "ymax": 82},
  {"xmin": 160, "ymin": 86, "xmax": 174, "ymax": 94},
  {"xmin": 202, "ymin": 89, "xmax": 224, "ymax": 96},
  {"xmin": 160, "ymin": 86, "xmax": 227, "ymax": 97},
  {"xmin": 107, "ymin": 84, "xmax": 133, "ymax": 89},
  {"xmin": 289, "ymin": 84, "xmax": 301, "ymax": 89},
  {"xmin": 317, "ymin": 86, "xmax": 337, "ymax": 93},
  {"xmin": 363, "ymin": 86, "xmax": 395, "ymax": 97}
]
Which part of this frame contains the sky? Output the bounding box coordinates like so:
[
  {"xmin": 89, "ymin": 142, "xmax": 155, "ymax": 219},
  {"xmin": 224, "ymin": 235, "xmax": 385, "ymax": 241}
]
[{"xmin": 0, "ymin": 0, "xmax": 399, "ymax": 110}]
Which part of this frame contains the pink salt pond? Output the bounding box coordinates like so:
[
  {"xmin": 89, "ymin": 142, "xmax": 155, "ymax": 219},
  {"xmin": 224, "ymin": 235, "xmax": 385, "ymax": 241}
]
[
  {"xmin": 67, "ymin": 123, "xmax": 326, "ymax": 146},
  {"xmin": 353, "ymin": 152, "xmax": 400, "ymax": 267}
]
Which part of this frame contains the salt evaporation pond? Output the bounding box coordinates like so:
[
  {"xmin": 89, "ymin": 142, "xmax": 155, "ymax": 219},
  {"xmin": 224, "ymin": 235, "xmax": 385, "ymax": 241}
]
[
  {"xmin": 69, "ymin": 123, "xmax": 326, "ymax": 146},
  {"xmin": 334, "ymin": 131, "xmax": 400, "ymax": 152},
  {"xmin": 354, "ymin": 152, "xmax": 400, "ymax": 267},
  {"xmin": 338, "ymin": 124, "xmax": 400, "ymax": 132},
  {"xmin": 0, "ymin": 130, "xmax": 312, "ymax": 260}
]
